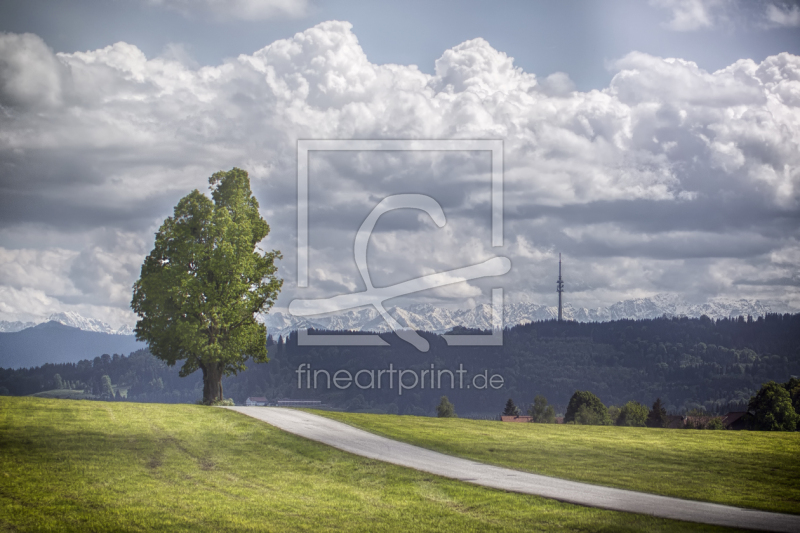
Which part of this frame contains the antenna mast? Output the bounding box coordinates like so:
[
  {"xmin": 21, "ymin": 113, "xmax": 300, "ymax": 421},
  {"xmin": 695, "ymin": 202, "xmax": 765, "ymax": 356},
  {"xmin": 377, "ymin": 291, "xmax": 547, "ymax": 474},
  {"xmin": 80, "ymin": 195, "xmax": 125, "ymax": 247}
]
[{"xmin": 557, "ymin": 253, "xmax": 564, "ymax": 322}]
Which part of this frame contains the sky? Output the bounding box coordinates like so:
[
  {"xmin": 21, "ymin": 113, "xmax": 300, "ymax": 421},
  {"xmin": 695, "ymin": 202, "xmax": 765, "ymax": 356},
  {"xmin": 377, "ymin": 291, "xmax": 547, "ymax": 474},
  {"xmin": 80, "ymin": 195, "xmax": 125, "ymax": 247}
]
[{"xmin": 0, "ymin": 0, "xmax": 799, "ymax": 328}]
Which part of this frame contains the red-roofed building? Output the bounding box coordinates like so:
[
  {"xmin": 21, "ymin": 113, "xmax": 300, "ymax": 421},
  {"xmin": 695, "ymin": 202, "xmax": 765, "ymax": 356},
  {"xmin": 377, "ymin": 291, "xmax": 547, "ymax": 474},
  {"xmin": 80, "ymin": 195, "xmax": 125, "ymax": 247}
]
[{"xmin": 500, "ymin": 415, "xmax": 533, "ymax": 423}]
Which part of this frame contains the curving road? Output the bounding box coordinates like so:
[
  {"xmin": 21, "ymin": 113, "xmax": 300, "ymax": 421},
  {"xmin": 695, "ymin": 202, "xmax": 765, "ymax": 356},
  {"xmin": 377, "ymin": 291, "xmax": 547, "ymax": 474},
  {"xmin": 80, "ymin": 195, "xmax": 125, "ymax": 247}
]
[{"xmin": 226, "ymin": 407, "xmax": 800, "ymax": 533}]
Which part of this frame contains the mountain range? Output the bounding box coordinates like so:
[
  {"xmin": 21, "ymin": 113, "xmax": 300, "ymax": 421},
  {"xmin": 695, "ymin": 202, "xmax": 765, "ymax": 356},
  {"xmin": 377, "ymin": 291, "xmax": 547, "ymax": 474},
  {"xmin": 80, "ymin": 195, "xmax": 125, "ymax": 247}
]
[
  {"xmin": 261, "ymin": 294, "xmax": 775, "ymax": 339},
  {"xmin": 0, "ymin": 312, "xmax": 134, "ymax": 335},
  {"xmin": 0, "ymin": 321, "xmax": 146, "ymax": 369},
  {"xmin": 0, "ymin": 295, "xmax": 776, "ymax": 341}
]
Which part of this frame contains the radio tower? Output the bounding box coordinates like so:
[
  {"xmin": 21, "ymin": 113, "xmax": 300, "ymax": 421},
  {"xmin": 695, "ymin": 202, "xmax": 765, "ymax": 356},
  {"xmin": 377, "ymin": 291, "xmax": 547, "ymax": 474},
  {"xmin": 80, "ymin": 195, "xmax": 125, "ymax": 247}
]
[{"xmin": 557, "ymin": 253, "xmax": 564, "ymax": 322}]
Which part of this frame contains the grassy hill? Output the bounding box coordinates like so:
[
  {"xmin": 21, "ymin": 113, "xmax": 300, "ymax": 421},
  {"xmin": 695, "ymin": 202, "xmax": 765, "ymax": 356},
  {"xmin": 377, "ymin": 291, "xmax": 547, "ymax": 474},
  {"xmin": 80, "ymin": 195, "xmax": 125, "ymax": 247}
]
[
  {"xmin": 0, "ymin": 397, "xmax": 739, "ymax": 532},
  {"xmin": 316, "ymin": 411, "xmax": 800, "ymax": 515}
]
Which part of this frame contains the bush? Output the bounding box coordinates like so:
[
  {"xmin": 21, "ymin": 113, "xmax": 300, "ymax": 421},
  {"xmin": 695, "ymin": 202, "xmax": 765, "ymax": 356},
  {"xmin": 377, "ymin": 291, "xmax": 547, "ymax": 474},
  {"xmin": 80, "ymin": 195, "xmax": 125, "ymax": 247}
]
[
  {"xmin": 210, "ymin": 398, "xmax": 235, "ymax": 407},
  {"xmin": 706, "ymin": 417, "xmax": 724, "ymax": 430}
]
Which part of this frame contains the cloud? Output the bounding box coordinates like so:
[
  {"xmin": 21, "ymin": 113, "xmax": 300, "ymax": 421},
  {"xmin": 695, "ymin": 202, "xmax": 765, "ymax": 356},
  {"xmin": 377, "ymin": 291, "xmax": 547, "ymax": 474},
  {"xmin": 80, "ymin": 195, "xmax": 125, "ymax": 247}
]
[
  {"xmin": 764, "ymin": 2, "xmax": 800, "ymax": 27},
  {"xmin": 649, "ymin": 0, "xmax": 729, "ymax": 31},
  {"xmin": 0, "ymin": 21, "xmax": 798, "ymax": 325},
  {"xmin": 144, "ymin": 0, "xmax": 309, "ymax": 21},
  {"xmin": 0, "ymin": 32, "xmax": 65, "ymax": 108}
]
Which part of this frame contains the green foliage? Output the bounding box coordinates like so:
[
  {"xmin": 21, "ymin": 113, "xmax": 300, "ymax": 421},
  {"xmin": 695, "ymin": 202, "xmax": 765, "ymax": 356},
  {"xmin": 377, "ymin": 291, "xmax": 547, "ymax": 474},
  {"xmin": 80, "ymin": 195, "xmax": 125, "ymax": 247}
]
[
  {"xmin": 784, "ymin": 377, "xmax": 800, "ymax": 413},
  {"xmin": 209, "ymin": 398, "xmax": 235, "ymax": 406},
  {"xmin": 131, "ymin": 168, "xmax": 282, "ymax": 405},
  {"xmin": 52, "ymin": 373, "xmax": 63, "ymax": 390},
  {"xmin": 616, "ymin": 401, "xmax": 649, "ymax": 427},
  {"xmin": 502, "ymin": 398, "xmax": 521, "ymax": 417},
  {"xmin": 748, "ymin": 381, "xmax": 799, "ymax": 431},
  {"xmin": 100, "ymin": 375, "xmax": 114, "ymax": 399},
  {"xmin": 565, "ymin": 391, "xmax": 609, "ymax": 425},
  {"xmin": 436, "ymin": 396, "xmax": 457, "ymax": 418},
  {"xmin": 528, "ymin": 395, "xmax": 556, "ymax": 423},
  {"xmin": 647, "ymin": 398, "xmax": 668, "ymax": 428},
  {"xmin": 706, "ymin": 417, "xmax": 724, "ymax": 430}
]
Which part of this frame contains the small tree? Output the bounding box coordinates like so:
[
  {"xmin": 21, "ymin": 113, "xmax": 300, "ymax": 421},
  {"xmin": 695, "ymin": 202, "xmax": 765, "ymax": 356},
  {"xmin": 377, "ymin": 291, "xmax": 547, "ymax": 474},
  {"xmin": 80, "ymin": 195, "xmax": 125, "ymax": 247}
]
[
  {"xmin": 502, "ymin": 398, "xmax": 521, "ymax": 417},
  {"xmin": 616, "ymin": 401, "xmax": 649, "ymax": 427},
  {"xmin": 528, "ymin": 395, "xmax": 556, "ymax": 423},
  {"xmin": 53, "ymin": 373, "xmax": 63, "ymax": 390},
  {"xmin": 436, "ymin": 396, "xmax": 457, "ymax": 418},
  {"xmin": 131, "ymin": 168, "xmax": 282, "ymax": 404},
  {"xmin": 100, "ymin": 375, "xmax": 114, "ymax": 399},
  {"xmin": 647, "ymin": 398, "xmax": 668, "ymax": 428},
  {"xmin": 706, "ymin": 417, "xmax": 724, "ymax": 430},
  {"xmin": 565, "ymin": 391, "xmax": 609, "ymax": 425},
  {"xmin": 749, "ymin": 381, "xmax": 798, "ymax": 431}
]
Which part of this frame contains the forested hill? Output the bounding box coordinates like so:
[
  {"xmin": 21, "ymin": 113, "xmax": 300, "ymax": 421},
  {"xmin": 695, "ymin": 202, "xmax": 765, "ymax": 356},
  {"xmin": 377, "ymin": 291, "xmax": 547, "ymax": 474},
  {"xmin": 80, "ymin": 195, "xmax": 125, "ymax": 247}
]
[
  {"xmin": 1, "ymin": 313, "xmax": 798, "ymax": 418},
  {"xmin": 0, "ymin": 321, "xmax": 146, "ymax": 369}
]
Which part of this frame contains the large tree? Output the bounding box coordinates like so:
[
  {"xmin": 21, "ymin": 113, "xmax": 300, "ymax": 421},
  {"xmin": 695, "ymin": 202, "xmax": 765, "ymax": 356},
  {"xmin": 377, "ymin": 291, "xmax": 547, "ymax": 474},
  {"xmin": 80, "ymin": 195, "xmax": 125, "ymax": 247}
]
[{"xmin": 131, "ymin": 168, "xmax": 282, "ymax": 404}]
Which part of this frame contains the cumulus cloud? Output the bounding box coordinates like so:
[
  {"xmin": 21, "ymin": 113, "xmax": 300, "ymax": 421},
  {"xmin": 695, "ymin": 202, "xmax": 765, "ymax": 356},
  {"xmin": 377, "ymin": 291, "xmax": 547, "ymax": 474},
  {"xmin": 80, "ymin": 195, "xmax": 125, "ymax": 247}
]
[
  {"xmin": 0, "ymin": 32, "xmax": 65, "ymax": 108},
  {"xmin": 145, "ymin": 0, "xmax": 309, "ymax": 20},
  {"xmin": 0, "ymin": 21, "xmax": 798, "ymax": 326}
]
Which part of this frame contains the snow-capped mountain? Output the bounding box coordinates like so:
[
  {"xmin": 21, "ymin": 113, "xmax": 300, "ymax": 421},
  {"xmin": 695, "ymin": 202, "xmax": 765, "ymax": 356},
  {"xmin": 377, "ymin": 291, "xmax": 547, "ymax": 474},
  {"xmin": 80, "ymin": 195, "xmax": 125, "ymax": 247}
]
[
  {"xmin": 0, "ymin": 295, "xmax": 776, "ymax": 339},
  {"xmin": 0, "ymin": 312, "xmax": 134, "ymax": 336},
  {"xmin": 262, "ymin": 295, "xmax": 776, "ymax": 338},
  {"xmin": 46, "ymin": 312, "xmax": 135, "ymax": 335},
  {"xmin": 0, "ymin": 320, "xmax": 37, "ymax": 333}
]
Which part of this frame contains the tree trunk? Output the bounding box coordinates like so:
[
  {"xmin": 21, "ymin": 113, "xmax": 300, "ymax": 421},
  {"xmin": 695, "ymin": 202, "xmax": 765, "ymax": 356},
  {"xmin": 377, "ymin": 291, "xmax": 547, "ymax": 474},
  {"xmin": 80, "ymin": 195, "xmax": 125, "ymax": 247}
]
[{"xmin": 201, "ymin": 362, "xmax": 224, "ymax": 405}]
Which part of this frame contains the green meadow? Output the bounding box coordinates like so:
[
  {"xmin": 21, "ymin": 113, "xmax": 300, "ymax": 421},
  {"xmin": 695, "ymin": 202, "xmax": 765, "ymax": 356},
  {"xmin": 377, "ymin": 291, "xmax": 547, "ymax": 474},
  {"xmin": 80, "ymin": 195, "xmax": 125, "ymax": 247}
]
[
  {"xmin": 316, "ymin": 410, "xmax": 800, "ymax": 515},
  {"xmin": 0, "ymin": 397, "xmax": 745, "ymax": 532}
]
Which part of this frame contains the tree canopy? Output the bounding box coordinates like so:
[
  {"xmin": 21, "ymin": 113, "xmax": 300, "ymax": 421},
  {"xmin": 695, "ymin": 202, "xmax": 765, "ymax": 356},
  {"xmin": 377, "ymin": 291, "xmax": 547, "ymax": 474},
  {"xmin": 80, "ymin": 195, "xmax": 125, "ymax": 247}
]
[
  {"xmin": 436, "ymin": 396, "xmax": 457, "ymax": 418},
  {"xmin": 616, "ymin": 401, "xmax": 649, "ymax": 427},
  {"xmin": 502, "ymin": 398, "xmax": 521, "ymax": 417},
  {"xmin": 565, "ymin": 390, "xmax": 608, "ymax": 425},
  {"xmin": 131, "ymin": 168, "xmax": 282, "ymax": 404},
  {"xmin": 528, "ymin": 395, "xmax": 556, "ymax": 423},
  {"xmin": 748, "ymin": 381, "xmax": 799, "ymax": 431},
  {"xmin": 647, "ymin": 398, "xmax": 668, "ymax": 428}
]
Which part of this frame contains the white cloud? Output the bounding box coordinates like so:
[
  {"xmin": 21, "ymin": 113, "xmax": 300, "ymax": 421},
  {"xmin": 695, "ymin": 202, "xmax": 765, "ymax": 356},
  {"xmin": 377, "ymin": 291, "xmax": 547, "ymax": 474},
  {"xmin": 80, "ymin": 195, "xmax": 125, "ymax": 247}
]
[
  {"xmin": 764, "ymin": 2, "xmax": 800, "ymax": 27},
  {"xmin": 0, "ymin": 22, "xmax": 799, "ymax": 325},
  {"xmin": 649, "ymin": 0, "xmax": 729, "ymax": 31},
  {"xmin": 0, "ymin": 32, "xmax": 65, "ymax": 108},
  {"xmin": 145, "ymin": 0, "xmax": 309, "ymax": 21}
]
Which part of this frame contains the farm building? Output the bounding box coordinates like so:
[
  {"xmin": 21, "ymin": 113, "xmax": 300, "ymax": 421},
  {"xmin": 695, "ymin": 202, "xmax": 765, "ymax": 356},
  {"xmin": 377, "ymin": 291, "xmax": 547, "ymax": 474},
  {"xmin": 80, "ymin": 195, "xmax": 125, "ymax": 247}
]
[{"xmin": 245, "ymin": 397, "xmax": 268, "ymax": 406}]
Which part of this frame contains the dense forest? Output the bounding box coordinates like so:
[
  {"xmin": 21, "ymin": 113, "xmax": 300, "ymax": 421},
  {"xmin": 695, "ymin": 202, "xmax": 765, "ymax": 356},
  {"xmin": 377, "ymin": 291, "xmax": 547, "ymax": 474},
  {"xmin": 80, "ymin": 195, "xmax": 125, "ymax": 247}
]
[{"xmin": 1, "ymin": 313, "xmax": 798, "ymax": 418}]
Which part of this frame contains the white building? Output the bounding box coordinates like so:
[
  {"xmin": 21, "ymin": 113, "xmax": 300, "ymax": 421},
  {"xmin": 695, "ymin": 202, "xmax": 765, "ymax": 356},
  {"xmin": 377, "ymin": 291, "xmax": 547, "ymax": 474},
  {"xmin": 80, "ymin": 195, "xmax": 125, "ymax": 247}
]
[{"xmin": 245, "ymin": 396, "xmax": 268, "ymax": 406}]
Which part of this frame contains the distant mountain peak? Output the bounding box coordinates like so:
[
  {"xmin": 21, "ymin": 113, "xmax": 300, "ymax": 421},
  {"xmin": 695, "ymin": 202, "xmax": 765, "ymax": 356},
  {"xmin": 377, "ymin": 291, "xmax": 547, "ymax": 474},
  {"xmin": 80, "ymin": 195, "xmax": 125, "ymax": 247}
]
[
  {"xmin": 262, "ymin": 294, "xmax": 776, "ymax": 338},
  {"xmin": 0, "ymin": 312, "xmax": 134, "ymax": 335}
]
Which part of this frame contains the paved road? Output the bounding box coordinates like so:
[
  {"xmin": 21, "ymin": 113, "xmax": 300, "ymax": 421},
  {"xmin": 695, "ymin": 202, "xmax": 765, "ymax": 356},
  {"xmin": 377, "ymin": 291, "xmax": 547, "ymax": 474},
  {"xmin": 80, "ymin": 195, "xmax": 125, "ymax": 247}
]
[{"xmin": 226, "ymin": 407, "xmax": 800, "ymax": 532}]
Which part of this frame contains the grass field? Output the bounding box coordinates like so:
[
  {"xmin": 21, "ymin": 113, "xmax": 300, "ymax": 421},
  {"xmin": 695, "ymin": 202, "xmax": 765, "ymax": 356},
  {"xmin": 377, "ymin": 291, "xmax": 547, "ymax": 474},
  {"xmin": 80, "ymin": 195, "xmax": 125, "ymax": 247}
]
[
  {"xmin": 0, "ymin": 398, "xmax": 746, "ymax": 532},
  {"xmin": 314, "ymin": 411, "xmax": 800, "ymax": 515}
]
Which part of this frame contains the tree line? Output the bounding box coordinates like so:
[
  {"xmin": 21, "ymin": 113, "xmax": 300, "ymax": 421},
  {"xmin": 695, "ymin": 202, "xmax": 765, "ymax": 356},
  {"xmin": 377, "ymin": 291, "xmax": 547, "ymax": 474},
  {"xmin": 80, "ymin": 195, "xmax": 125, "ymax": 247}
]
[
  {"xmin": 491, "ymin": 376, "xmax": 799, "ymax": 431},
  {"xmin": 1, "ymin": 313, "xmax": 798, "ymax": 423}
]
